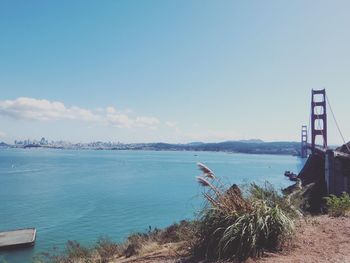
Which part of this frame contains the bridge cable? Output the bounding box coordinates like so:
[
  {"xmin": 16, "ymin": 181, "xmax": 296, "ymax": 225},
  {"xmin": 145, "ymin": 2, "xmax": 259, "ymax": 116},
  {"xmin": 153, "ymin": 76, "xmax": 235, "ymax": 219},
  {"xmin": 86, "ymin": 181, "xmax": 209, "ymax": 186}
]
[{"xmin": 326, "ymin": 94, "xmax": 350, "ymax": 152}]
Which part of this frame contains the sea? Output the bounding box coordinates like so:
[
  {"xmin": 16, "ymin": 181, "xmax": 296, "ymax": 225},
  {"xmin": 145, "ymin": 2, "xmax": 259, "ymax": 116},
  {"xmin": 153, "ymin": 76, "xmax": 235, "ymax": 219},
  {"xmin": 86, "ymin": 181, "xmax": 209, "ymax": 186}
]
[{"xmin": 0, "ymin": 148, "xmax": 305, "ymax": 262}]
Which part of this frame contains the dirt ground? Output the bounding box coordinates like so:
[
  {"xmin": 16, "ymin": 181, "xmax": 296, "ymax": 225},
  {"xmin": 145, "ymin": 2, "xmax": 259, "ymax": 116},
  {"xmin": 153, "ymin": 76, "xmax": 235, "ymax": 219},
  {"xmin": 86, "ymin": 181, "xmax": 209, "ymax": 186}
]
[
  {"xmin": 112, "ymin": 215, "xmax": 350, "ymax": 263},
  {"xmin": 257, "ymin": 215, "xmax": 350, "ymax": 263}
]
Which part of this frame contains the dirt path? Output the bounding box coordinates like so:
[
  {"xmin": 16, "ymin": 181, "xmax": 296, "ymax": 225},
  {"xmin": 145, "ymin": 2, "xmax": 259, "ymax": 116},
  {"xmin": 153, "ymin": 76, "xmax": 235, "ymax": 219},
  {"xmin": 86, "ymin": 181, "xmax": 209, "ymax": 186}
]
[{"xmin": 112, "ymin": 216, "xmax": 350, "ymax": 263}]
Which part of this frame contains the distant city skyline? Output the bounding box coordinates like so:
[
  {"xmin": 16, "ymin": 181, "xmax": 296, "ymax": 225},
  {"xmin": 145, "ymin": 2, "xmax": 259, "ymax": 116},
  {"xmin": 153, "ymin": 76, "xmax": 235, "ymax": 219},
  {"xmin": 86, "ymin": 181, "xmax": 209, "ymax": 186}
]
[{"xmin": 1, "ymin": 1, "xmax": 350, "ymax": 145}]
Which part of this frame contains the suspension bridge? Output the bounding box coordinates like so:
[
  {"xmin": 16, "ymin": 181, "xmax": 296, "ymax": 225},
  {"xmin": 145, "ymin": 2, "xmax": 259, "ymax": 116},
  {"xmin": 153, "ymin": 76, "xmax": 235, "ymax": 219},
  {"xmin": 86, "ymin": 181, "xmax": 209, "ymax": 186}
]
[
  {"xmin": 300, "ymin": 89, "xmax": 350, "ymax": 157},
  {"xmin": 297, "ymin": 89, "xmax": 350, "ymax": 204}
]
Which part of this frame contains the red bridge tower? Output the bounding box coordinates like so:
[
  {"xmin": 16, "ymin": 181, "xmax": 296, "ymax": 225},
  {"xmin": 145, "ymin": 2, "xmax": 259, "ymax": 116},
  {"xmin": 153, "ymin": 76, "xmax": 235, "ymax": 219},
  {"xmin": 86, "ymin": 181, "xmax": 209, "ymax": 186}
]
[
  {"xmin": 311, "ymin": 89, "xmax": 327, "ymax": 152},
  {"xmin": 301, "ymin": 125, "xmax": 308, "ymax": 158}
]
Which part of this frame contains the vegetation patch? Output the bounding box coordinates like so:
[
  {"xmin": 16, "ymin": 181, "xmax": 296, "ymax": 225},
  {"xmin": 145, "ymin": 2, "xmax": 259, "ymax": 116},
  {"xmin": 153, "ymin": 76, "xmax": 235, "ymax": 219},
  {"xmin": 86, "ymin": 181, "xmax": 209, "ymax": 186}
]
[
  {"xmin": 36, "ymin": 221, "xmax": 196, "ymax": 262},
  {"xmin": 324, "ymin": 192, "xmax": 350, "ymax": 217},
  {"xmin": 193, "ymin": 163, "xmax": 298, "ymax": 262}
]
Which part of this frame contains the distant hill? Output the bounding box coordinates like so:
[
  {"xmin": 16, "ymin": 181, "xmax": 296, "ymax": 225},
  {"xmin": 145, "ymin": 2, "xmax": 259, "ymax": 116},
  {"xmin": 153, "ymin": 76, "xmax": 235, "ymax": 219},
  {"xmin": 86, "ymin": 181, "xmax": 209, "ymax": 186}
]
[
  {"xmin": 237, "ymin": 139, "xmax": 264, "ymax": 144},
  {"xmin": 336, "ymin": 141, "xmax": 350, "ymax": 154},
  {"xmin": 187, "ymin": 142, "xmax": 205, "ymax": 146},
  {"xmin": 6, "ymin": 139, "xmax": 301, "ymax": 156},
  {"xmin": 122, "ymin": 140, "xmax": 300, "ymax": 156},
  {"xmin": 0, "ymin": 142, "xmax": 9, "ymax": 148}
]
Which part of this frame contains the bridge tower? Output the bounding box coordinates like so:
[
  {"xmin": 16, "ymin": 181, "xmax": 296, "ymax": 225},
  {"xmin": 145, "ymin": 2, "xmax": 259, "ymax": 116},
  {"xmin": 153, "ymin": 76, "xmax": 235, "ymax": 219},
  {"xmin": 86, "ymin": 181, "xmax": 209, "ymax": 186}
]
[
  {"xmin": 311, "ymin": 89, "xmax": 327, "ymax": 152},
  {"xmin": 301, "ymin": 125, "xmax": 308, "ymax": 158}
]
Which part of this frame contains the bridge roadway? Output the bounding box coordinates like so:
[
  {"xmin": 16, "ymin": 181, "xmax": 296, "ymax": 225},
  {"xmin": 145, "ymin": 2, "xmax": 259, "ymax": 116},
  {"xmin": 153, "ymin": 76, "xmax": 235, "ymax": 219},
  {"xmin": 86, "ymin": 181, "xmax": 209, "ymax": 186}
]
[{"xmin": 306, "ymin": 144, "xmax": 350, "ymax": 160}]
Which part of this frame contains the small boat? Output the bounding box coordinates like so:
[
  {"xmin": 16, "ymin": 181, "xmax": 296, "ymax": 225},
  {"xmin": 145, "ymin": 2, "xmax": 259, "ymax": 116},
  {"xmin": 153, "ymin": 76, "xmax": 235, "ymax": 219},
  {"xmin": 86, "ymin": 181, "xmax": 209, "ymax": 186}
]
[{"xmin": 0, "ymin": 228, "xmax": 36, "ymax": 250}]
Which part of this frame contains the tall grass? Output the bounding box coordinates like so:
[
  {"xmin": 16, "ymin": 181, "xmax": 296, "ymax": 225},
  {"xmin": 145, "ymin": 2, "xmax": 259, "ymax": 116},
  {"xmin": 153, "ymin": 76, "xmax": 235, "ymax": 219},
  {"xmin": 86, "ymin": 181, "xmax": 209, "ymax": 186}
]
[{"xmin": 194, "ymin": 163, "xmax": 296, "ymax": 261}]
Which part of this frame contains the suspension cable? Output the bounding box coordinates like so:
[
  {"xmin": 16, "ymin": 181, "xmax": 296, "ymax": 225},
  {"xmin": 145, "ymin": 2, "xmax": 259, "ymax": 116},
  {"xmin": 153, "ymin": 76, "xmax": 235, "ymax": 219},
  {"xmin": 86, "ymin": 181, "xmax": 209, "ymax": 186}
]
[{"xmin": 326, "ymin": 94, "xmax": 350, "ymax": 152}]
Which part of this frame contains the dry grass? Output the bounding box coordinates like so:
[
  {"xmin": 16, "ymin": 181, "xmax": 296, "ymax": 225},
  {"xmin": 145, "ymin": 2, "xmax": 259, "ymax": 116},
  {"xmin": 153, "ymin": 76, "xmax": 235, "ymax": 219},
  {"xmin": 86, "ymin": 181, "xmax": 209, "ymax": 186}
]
[
  {"xmin": 138, "ymin": 242, "xmax": 162, "ymax": 256},
  {"xmin": 36, "ymin": 221, "xmax": 196, "ymax": 263}
]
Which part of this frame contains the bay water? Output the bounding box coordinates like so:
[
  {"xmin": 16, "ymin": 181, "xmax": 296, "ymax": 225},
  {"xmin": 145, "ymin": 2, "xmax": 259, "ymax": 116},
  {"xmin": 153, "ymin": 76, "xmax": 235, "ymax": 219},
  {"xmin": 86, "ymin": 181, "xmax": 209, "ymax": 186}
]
[{"xmin": 0, "ymin": 149, "xmax": 304, "ymax": 262}]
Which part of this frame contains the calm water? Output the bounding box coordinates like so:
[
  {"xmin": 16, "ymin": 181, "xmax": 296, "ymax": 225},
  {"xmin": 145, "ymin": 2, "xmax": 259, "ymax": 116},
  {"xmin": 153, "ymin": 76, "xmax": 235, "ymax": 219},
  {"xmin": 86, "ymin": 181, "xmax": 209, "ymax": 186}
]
[{"xmin": 0, "ymin": 149, "xmax": 304, "ymax": 262}]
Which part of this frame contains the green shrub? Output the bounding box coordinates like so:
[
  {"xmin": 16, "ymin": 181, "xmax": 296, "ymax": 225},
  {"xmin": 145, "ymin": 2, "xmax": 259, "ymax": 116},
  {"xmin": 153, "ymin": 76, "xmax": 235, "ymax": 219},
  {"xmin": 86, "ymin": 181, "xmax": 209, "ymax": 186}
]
[
  {"xmin": 220, "ymin": 200, "xmax": 293, "ymax": 260},
  {"xmin": 249, "ymin": 182, "xmax": 300, "ymax": 218},
  {"xmin": 324, "ymin": 192, "xmax": 350, "ymax": 217},
  {"xmin": 194, "ymin": 199, "xmax": 294, "ymax": 261},
  {"xmin": 194, "ymin": 163, "xmax": 296, "ymax": 261}
]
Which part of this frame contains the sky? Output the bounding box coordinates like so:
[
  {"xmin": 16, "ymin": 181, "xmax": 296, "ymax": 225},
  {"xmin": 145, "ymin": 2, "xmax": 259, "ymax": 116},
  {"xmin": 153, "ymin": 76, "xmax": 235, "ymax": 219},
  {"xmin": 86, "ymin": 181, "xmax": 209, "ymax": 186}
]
[{"xmin": 0, "ymin": 0, "xmax": 350, "ymax": 144}]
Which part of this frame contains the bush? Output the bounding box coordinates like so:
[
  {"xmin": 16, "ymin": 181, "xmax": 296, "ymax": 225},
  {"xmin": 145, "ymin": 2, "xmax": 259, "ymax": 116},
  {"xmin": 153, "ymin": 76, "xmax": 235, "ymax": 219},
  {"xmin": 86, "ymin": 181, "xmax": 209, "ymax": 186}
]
[
  {"xmin": 49, "ymin": 240, "xmax": 94, "ymax": 263},
  {"xmin": 193, "ymin": 163, "xmax": 295, "ymax": 261},
  {"xmin": 122, "ymin": 220, "xmax": 198, "ymax": 257},
  {"xmin": 249, "ymin": 182, "xmax": 301, "ymax": 219},
  {"xmin": 95, "ymin": 237, "xmax": 120, "ymax": 262},
  {"xmin": 324, "ymin": 192, "xmax": 350, "ymax": 217},
  {"xmin": 66, "ymin": 240, "xmax": 91, "ymax": 259},
  {"xmin": 39, "ymin": 239, "xmax": 117, "ymax": 263}
]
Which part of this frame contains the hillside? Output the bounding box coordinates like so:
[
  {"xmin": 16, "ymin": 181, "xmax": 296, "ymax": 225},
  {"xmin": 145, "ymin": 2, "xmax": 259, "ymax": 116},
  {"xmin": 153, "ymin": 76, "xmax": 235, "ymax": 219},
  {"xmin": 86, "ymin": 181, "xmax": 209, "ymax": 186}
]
[
  {"xmin": 119, "ymin": 141, "xmax": 300, "ymax": 156},
  {"xmin": 111, "ymin": 215, "xmax": 350, "ymax": 263}
]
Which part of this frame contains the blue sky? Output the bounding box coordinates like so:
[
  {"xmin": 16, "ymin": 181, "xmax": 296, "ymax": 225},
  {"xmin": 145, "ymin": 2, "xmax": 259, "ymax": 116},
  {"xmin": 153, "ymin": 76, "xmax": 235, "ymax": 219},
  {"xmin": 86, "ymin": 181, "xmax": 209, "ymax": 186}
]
[{"xmin": 0, "ymin": 0, "xmax": 349, "ymax": 144}]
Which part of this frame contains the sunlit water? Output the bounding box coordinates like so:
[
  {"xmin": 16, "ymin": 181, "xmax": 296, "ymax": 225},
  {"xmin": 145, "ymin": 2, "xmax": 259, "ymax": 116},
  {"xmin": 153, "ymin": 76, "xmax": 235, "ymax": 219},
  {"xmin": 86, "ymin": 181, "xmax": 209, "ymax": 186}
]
[{"xmin": 0, "ymin": 149, "xmax": 305, "ymax": 262}]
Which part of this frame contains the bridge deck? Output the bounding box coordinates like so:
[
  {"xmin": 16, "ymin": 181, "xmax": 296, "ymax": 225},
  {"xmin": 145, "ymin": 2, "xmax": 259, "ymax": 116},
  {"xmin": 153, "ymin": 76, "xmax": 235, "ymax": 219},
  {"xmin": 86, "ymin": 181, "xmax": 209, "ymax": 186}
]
[
  {"xmin": 305, "ymin": 144, "xmax": 350, "ymax": 160},
  {"xmin": 334, "ymin": 151, "xmax": 350, "ymax": 160}
]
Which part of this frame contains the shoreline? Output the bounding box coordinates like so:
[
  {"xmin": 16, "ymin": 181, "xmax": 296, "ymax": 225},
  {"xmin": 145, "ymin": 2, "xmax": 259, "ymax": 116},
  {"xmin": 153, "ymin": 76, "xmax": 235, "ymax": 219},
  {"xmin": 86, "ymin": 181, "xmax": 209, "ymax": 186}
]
[
  {"xmin": 0, "ymin": 146, "xmax": 301, "ymax": 157},
  {"xmin": 0, "ymin": 140, "xmax": 301, "ymax": 156}
]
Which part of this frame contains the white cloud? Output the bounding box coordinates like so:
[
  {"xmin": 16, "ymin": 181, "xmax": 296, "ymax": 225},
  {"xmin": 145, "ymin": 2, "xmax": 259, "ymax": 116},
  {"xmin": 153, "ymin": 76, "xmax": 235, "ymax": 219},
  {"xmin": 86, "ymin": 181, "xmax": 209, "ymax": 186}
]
[
  {"xmin": 105, "ymin": 108, "xmax": 134, "ymax": 128},
  {"xmin": 0, "ymin": 97, "xmax": 99, "ymax": 121},
  {"xmin": 165, "ymin": 121, "xmax": 178, "ymax": 128},
  {"xmin": 104, "ymin": 106, "xmax": 159, "ymax": 129},
  {"xmin": 135, "ymin": 117, "xmax": 160, "ymax": 127},
  {"xmin": 106, "ymin": 106, "xmax": 117, "ymax": 114},
  {"xmin": 0, "ymin": 98, "xmax": 161, "ymax": 129}
]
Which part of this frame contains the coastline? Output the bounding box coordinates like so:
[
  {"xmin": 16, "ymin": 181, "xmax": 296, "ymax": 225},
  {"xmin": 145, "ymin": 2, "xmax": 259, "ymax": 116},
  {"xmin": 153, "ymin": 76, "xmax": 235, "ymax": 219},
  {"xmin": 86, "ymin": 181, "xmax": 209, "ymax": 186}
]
[{"xmin": 0, "ymin": 140, "xmax": 301, "ymax": 156}]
